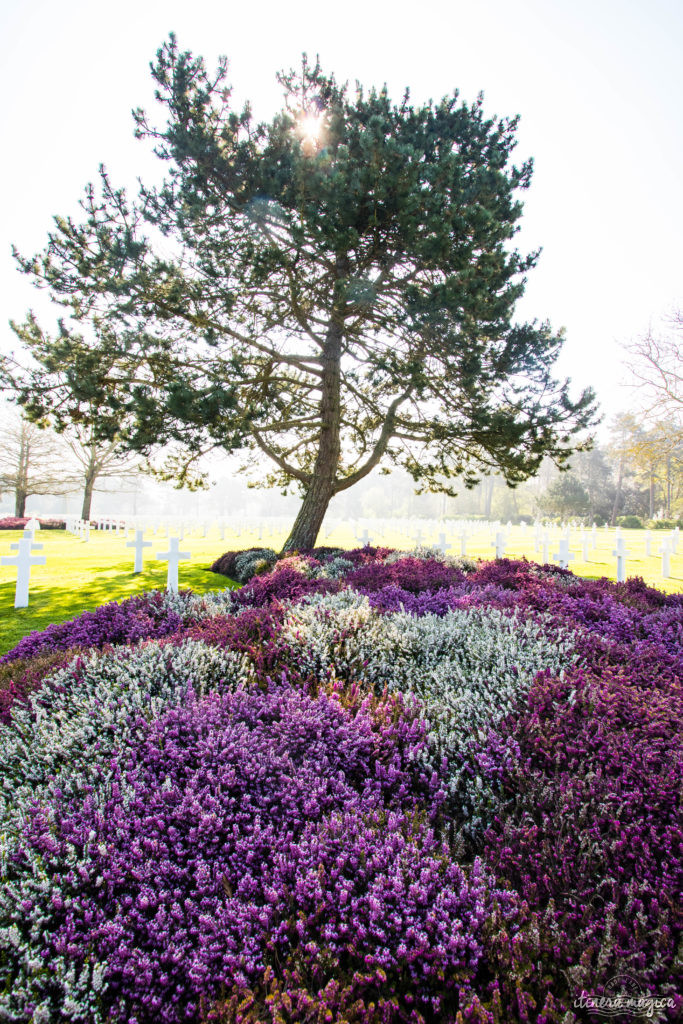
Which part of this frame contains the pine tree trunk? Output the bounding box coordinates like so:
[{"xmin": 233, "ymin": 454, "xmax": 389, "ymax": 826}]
[
  {"xmin": 281, "ymin": 474, "xmax": 336, "ymax": 552},
  {"xmin": 281, "ymin": 318, "xmax": 343, "ymax": 553}
]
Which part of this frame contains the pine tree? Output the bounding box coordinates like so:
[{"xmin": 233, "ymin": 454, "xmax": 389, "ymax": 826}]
[{"xmin": 8, "ymin": 38, "xmax": 597, "ymax": 550}]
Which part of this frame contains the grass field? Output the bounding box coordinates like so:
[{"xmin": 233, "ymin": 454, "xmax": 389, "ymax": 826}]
[{"xmin": 1, "ymin": 522, "xmax": 681, "ymax": 655}]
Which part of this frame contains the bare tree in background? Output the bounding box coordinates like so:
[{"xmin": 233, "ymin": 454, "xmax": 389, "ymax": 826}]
[
  {"xmin": 64, "ymin": 424, "xmax": 142, "ymax": 521},
  {"xmin": 0, "ymin": 413, "xmax": 78, "ymax": 516},
  {"xmin": 625, "ymin": 311, "xmax": 682, "ymax": 421}
]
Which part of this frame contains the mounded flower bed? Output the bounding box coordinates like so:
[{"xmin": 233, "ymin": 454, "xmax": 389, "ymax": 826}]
[{"xmin": 0, "ymin": 549, "xmax": 680, "ymax": 1023}]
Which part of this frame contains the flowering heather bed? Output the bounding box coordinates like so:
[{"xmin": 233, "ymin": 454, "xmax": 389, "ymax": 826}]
[
  {"xmin": 0, "ymin": 516, "xmax": 66, "ymax": 530},
  {"xmin": 0, "ymin": 550, "xmax": 681, "ymax": 1023}
]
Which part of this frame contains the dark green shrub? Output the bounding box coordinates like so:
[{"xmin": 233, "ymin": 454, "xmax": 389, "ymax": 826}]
[
  {"xmin": 617, "ymin": 515, "xmax": 644, "ymax": 529},
  {"xmin": 308, "ymin": 546, "xmax": 345, "ymax": 561},
  {"xmin": 232, "ymin": 548, "xmax": 278, "ymax": 582},
  {"xmin": 210, "ymin": 548, "xmax": 267, "ymax": 579}
]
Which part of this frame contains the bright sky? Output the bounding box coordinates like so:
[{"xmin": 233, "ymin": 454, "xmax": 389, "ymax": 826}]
[{"xmin": 1, "ymin": 0, "xmax": 682, "ymax": 435}]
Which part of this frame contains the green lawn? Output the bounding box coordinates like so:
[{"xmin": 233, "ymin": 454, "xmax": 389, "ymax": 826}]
[{"xmin": 0, "ymin": 523, "xmax": 681, "ymax": 656}]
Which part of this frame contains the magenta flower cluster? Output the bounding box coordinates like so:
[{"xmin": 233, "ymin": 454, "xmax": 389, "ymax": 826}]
[
  {"xmin": 1, "ymin": 590, "xmax": 196, "ymax": 665},
  {"xmin": 20, "ymin": 683, "xmax": 500, "ymax": 1023},
  {"xmin": 480, "ymin": 663, "xmax": 682, "ymax": 1012}
]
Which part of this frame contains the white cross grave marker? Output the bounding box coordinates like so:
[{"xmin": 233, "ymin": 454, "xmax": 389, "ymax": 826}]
[
  {"xmin": 157, "ymin": 537, "xmax": 191, "ymax": 593},
  {"xmin": 541, "ymin": 531, "xmax": 550, "ymax": 564},
  {"xmin": 436, "ymin": 532, "xmax": 451, "ymax": 556},
  {"xmin": 612, "ymin": 537, "xmax": 630, "ymax": 583},
  {"xmin": 358, "ymin": 528, "xmax": 373, "ymax": 547},
  {"xmin": 645, "ymin": 531, "xmax": 652, "ymax": 557},
  {"xmin": 659, "ymin": 538, "xmax": 672, "ymax": 579},
  {"xmin": 413, "ymin": 528, "xmax": 425, "ymax": 548},
  {"xmin": 25, "ymin": 518, "xmax": 40, "ymax": 536},
  {"xmin": 11, "ymin": 529, "xmax": 43, "ymax": 552},
  {"xmin": 2, "ymin": 536, "xmax": 47, "ymax": 608},
  {"xmin": 491, "ymin": 531, "xmax": 506, "ymax": 559},
  {"xmin": 127, "ymin": 529, "xmax": 153, "ymax": 573},
  {"xmin": 553, "ymin": 538, "xmax": 575, "ymax": 570}
]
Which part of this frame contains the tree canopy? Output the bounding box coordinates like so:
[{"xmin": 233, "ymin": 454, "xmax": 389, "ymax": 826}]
[{"xmin": 7, "ymin": 37, "xmax": 598, "ymax": 550}]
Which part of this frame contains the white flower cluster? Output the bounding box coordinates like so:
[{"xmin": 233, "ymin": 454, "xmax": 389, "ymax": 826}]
[
  {"xmin": 282, "ymin": 590, "xmax": 578, "ymax": 829},
  {"xmin": 154, "ymin": 588, "xmax": 204, "ymax": 618},
  {"xmin": 190, "ymin": 587, "xmax": 240, "ymax": 617},
  {"xmin": 0, "ymin": 640, "xmax": 250, "ymax": 1021},
  {"xmin": 385, "ymin": 546, "xmax": 478, "ymax": 572},
  {"xmin": 313, "ymin": 555, "xmax": 356, "ymax": 579}
]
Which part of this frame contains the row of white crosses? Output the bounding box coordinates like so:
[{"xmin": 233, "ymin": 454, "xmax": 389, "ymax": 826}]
[
  {"xmin": 96, "ymin": 517, "xmax": 124, "ymax": 534},
  {"xmin": 121, "ymin": 517, "xmax": 235, "ymax": 541},
  {"xmin": 125, "ymin": 530, "xmax": 190, "ymax": 591},
  {"xmin": 0, "ymin": 524, "xmax": 195, "ymax": 608},
  {"xmin": 5, "ymin": 514, "xmax": 680, "ymax": 608},
  {"xmin": 66, "ymin": 518, "xmax": 91, "ymax": 541}
]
